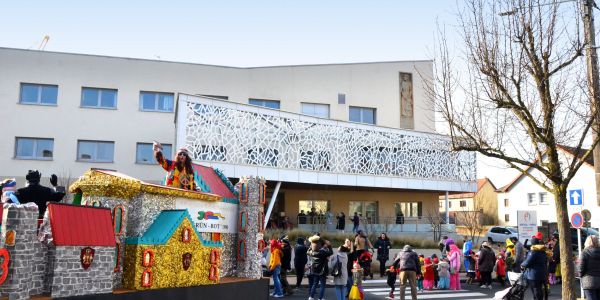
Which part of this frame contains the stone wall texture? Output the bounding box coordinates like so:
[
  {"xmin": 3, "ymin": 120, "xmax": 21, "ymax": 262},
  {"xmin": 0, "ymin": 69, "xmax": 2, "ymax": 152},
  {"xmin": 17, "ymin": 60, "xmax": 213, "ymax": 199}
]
[
  {"xmin": 48, "ymin": 246, "xmax": 115, "ymax": 298},
  {"xmin": 0, "ymin": 203, "xmax": 38, "ymax": 300}
]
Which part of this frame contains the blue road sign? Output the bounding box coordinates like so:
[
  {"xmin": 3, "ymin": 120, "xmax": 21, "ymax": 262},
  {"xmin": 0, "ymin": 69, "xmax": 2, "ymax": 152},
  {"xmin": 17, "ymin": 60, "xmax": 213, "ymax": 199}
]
[{"xmin": 569, "ymin": 189, "xmax": 583, "ymax": 205}]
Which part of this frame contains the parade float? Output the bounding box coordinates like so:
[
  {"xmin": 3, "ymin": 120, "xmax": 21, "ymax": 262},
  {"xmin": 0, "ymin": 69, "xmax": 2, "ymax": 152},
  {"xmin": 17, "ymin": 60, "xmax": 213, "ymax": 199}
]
[{"xmin": 0, "ymin": 165, "xmax": 269, "ymax": 299}]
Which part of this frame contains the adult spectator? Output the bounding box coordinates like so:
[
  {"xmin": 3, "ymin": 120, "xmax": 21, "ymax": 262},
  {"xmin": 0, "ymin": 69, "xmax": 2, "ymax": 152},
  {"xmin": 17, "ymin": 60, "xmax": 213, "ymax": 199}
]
[
  {"xmin": 336, "ymin": 212, "xmax": 346, "ymax": 232},
  {"xmin": 280, "ymin": 235, "xmax": 293, "ymax": 296},
  {"xmin": 293, "ymin": 237, "xmax": 309, "ymax": 289},
  {"xmin": 345, "ymin": 240, "xmax": 356, "ymax": 298},
  {"xmin": 580, "ymin": 235, "xmax": 600, "ymax": 300},
  {"xmin": 298, "ymin": 210, "xmax": 307, "ymax": 224},
  {"xmin": 307, "ymin": 235, "xmax": 333, "ymax": 300},
  {"xmin": 521, "ymin": 237, "xmax": 548, "ymax": 300},
  {"xmin": 478, "ymin": 241, "xmax": 495, "ymax": 289},
  {"xmin": 351, "ymin": 212, "xmax": 360, "ymax": 233},
  {"xmin": 510, "ymin": 236, "xmax": 525, "ymax": 273},
  {"xmin": 438, "ymin": 236, "xmax": 448, "ymax": 255},
  {"xmin": 448, "ymin": 244, "xmax": 463, "ymax": 290},
  {"xmin": 548, "ymin": 233, "xmax": 560, "ymax": 284},
  {"xmin": 354, "ymin": 230, "xmax": 374, "ymax": 258},
  {"xmin": 309, "ymin": 207, "xmax": 317, "ymax": 224},
  {"xmin": 393, "ymin": 245, "xmax": 421, "ymax": 300},
  {"xmin": 396, "ymin": 211, "xmax": 405, "ymax": 224},
  {"xmin": 15, "ymin": 170, "xmax": 65, "ymax": 219},
  {"xmin": 374, "ymin": 233, "xmax": 392, "ymax": 277},
  {"xmin": 332, "ymin": 240, "xmax": 351, "ymax": 300}
]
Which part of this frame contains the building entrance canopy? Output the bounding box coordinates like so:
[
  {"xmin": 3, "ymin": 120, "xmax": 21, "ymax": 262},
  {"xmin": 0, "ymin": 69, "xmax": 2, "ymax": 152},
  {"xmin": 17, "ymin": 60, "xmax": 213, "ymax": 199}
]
[{"xmin": 176, "ymin": 94, "xmax": 476, "ymax": 192}]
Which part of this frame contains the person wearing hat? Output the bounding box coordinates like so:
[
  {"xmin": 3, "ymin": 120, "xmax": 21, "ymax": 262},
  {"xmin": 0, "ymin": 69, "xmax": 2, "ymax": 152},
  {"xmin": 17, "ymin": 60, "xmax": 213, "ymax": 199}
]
[
  {"xmin": 1, "ymin": 178, "xmax": 19, "ymax": 204},
  {"xmin": 279, "ymin": 235, "xmax": 293, "ymax": 296},
  {"xmin": 307, "ymin": 235, "xmax": 333, "ymax": 300},
  {"xmin": 14, "ymin": 170, "xmax": 65, "ymax": 219},
  {"xmin": 153, "ymin": 142, "xmax": 198, "ymax": 190},
  {"xmin": 521, "ymin": 237, "xmax": 548, "ymax": 300},
  {"xmin": 269, "ymin": 239, "xmax": 284, "ymax": 298}
]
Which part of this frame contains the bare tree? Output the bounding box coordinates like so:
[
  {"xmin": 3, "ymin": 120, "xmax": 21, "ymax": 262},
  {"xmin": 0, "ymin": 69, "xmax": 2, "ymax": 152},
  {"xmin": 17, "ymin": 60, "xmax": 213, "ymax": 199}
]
[
  {"xmin": 424, "ymin": 209, "xmax": 447, "ymax": 243},
  {"xmin": 455, "ymin": 209, "xmax": 484, "ymax": 245},
  {"xmin": 426, "ymin": 1, "xmax": 600, "ymax": 298}
]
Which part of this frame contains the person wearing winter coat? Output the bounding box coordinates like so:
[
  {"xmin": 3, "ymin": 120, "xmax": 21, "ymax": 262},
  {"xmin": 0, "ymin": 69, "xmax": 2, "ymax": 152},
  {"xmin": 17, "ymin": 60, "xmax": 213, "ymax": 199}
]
[
  {"xmin": 521, "ymin": 238, "xmax": 548, "ymax": 300},
  {"xmin": 393, "ymin": 245, "xmax": 421, "ymax": 300},
  {"xmin": 269, "ymin": 239, "xmax": 284, "ymax": 298},
  {"xmin": 494, "ymin": 253, "xmax": 506, "ymax": 287},
  {"xmin": 510, "ymin": 236, "xmax": 525, "ymax": 273},
  {"xmin": 580, "ymin": 235, "xmax": 600, "ymax": 300},
  {"xmin": 332, "ymin": 240, "xmax": 351, "ymax": 300},
  {"xmin": 375, "ymin": 233, "xmax": 392, "ymax": 277},
  {"xmin": 463, "ymin": 237, "xmax": 473, "ymax": 273},
  {"xmin": 307, "ymin": 235, "xmax": 333, "ymax": 300},
  {"xmin": 279, "ymin": 235, "xmax": 293, "ymax": 295},
  {"xmin": 478, "ymin": 241, "xmax": 496, "ymax": 289},
  {"xmin": 294, "ymin": 237, "xmax": 309, "ymax": 288}
]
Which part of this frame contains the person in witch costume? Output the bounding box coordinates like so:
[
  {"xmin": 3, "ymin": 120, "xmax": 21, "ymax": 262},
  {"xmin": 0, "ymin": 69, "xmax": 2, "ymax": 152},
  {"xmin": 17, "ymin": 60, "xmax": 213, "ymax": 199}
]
[{"xmin": 153, "ymin": 142, "xmax": 198, "ymax": 191}]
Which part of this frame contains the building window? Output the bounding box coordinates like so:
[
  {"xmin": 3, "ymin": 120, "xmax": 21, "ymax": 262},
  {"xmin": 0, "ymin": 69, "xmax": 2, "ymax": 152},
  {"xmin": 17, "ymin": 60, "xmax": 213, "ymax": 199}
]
[
  {"xmin": 196, "ymin": 145, "xmax": 227, "ymax": 162},
  {"xmin": 248, "ymin": 98, "xmax": 280, "ymax": 109},
  {"xmin": 77, "ymin": 140, "xmax": 115, "ymax": 162},
  {"xmin": 19, "ymin": 83, "xmax": 58, "ymax": 105},
  {"xmin": 299, "ymin": 200, "xmax": 330, "ymax": 216},
  {"xmin": 459, "ymin": 200, "xmax": 467, "ymax": 207},
  {"xmin": 539, "ymin": 192, "xmax": 548, "ymax": 205},
  {"xmin": 439, "ymin": 201, "xmax": 443, "ymax": 208},
  {"xmin": 505, "ymin": 214, "xmax": 510, "ymax": 222},
  {"xmin": 394, "ymin": 202, "xmax": 422, "ymax": 218},
  {"xmin": 299, "ymin": 150, "xmax": 331, "ymax": 171},
  {"xmin": 15, "ymin": 137, "xmax": 54, "ymax": 160},
  {"xmin": 301, "ymin": 103, "xmax": 330, "ymax": 118},
  {"xmin": 338, "ymin": 93, "xmax": 346, "ymax": 104},
  {"xmin": 449, "ymin": 201, "xmax": 452, "ymax": 208},
  {"xmin": 247, "ymin": 148, "xmax": 279, "ymax": 167},
  {"xmin": 136, "ymin": 143, "xmax": 171, "ymax": 164},
  {"xmin": 139, "ymin": 91, "xmax": 174, "ymax": 112},
  {"xmin": 527, "ymin": 193, "xmax": 537, "ymax": 205},
  {"xmin": 350, "ymin": 201, "xmax": 379, "ymax": 223},
  {"xmin": 81, "ymin": 87, "xmax": 117, "ymax": 109},
  {"xmin": 349, "ymin": 106, "xmax": 376, "ymax": 124},
  {"xmin": 504, "ymin": 198, "xmax": 509, "ymax": 207}
]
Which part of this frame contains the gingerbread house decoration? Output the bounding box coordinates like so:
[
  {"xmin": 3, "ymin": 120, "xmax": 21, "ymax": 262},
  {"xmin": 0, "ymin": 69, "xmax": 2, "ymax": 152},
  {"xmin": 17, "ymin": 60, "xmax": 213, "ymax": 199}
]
[
  {"xmin": 46, "ymin": 203, "xmax": 117, "ymax": 297},
  {"xmin": 123, "ymin": 209, "xmax": 222, "ymax": 290}
]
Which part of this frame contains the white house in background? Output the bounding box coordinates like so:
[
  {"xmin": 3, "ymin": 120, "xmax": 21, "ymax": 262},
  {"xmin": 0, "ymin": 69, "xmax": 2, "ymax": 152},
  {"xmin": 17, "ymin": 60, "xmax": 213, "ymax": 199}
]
[{"xmin": 496, "ymin": 146, "xmax": 600, "ymax": 229}]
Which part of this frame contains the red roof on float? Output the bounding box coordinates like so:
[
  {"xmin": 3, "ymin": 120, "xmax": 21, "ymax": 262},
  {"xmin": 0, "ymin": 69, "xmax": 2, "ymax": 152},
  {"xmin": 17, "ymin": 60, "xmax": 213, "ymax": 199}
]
[
  {"xmin": 192, "ymin": 164, "xmax": 237, "ymax": 200},
  {"xmin": 48, "ymin": 203, "xmax": 116, "ymax": 247}
]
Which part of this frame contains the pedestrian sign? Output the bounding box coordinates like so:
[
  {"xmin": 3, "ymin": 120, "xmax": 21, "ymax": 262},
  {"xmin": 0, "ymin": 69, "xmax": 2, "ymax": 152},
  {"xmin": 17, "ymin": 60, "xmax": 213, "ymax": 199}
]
[
  {"xmin": 571, "ymin": 212, "xmax": 584, "ymax": 229},
  {"xmin": 568, "ymin": 189, "xmax": 583, "ymax": 205}
]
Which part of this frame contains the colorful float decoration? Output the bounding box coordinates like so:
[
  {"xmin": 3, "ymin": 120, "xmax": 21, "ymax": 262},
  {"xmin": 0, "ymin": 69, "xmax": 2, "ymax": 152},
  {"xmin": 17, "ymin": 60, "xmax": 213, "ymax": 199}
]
[{"xmin": 80, "ymin": 247, "xmax": 95, "ymax": 270}]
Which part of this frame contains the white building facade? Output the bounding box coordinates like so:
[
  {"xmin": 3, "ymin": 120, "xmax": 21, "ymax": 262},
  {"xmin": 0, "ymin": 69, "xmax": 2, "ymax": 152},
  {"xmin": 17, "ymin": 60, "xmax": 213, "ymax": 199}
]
[
  {"xmin": 496, "ymin": 148, "xmax": 600, "ymax": 229},
  {"xmin": 0, "ymin": 47, "xmax": 476, "ymax": 230}
]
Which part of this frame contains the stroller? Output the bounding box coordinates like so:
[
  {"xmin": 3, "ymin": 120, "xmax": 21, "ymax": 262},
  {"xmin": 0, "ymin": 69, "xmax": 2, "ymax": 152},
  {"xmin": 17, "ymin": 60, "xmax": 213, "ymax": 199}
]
[
  {"xmin": 358, "ymin": 251, "xmax": 373, "ymax": 279},
  {"xmin": 494, "ymin": 272, "xmax": 527, "ymax": 300}
]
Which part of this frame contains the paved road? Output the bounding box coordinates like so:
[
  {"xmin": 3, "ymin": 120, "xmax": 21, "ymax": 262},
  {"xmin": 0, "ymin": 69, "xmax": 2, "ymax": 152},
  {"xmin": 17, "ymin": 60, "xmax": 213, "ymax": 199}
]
[{"xmin": 269, "ymin": 276, "xmax": 571, "ymax": 300}]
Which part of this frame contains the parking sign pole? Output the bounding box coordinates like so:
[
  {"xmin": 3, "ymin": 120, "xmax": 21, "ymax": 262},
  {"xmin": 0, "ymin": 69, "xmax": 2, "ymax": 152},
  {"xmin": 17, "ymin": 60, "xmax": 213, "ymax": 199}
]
[{"xmin": 578, "ymin": 227, "xmax": 583, "ymax": 298}]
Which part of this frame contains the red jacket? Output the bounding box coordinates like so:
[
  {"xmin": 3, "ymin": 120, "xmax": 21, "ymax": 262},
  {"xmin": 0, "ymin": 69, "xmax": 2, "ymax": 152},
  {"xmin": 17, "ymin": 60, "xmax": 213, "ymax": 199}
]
[{"xmin": 495, "ymin": 258, "xmax": 506, "ymax": 276}]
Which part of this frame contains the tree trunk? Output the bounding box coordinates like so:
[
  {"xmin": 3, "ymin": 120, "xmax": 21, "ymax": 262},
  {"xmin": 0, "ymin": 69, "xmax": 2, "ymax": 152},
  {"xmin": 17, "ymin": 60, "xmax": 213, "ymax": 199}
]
[{"xmin": 553, "ymin": 187, "xmax": 577, "ymax": 300}]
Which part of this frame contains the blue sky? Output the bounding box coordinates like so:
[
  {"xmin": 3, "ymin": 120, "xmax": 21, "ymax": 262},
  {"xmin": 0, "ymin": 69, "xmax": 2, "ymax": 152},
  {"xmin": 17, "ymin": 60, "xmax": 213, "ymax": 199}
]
[{"xmin": 0, "ymin": 0, "xmax": 458, "ymax": 67}]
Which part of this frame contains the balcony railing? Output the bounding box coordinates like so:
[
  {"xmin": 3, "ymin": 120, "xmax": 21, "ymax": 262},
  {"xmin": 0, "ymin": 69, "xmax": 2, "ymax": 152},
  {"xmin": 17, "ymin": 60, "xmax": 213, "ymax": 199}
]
[{"xmin": 176, "ymin": 94, "xmax": 476, "ymax": 190}]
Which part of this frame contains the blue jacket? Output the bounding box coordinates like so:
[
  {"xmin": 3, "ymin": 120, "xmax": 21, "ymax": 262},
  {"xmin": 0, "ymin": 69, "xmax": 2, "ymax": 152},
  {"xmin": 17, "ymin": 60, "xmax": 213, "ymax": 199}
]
[{"xmin": 521, "ymin": 245, "xmax": 548, "ymax": 281}]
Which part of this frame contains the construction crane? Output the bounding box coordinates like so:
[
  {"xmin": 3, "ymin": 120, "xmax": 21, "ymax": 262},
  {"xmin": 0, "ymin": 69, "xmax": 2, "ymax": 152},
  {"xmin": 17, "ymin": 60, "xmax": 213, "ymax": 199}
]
[{"xmin": 38, "ymin": 35, "xmax": 50, "ymax": 50}]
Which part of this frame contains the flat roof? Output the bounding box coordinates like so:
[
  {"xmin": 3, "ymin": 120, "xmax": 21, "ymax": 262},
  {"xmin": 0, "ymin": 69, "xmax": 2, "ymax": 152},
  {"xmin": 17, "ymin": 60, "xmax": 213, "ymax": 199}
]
[{"xmin": 0, "ymin": 47, "xmax": 433, "ymax": 69}]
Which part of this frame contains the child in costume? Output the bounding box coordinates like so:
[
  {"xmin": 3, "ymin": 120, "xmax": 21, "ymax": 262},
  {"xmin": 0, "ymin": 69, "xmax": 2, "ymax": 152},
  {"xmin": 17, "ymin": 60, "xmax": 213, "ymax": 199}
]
[
  {"xmin": 437, "ymin": 258, "xmax": 451, "ymax": 289},
  {"xmin": 422, "ymin": 257, "xmax": 435, "ymax": 290},
  {"xmin": 494, "ymin": 253, "xmax": 506, "ymax": 287},
  {"xmin": 466, "ymin": 250, "xmax": 476, "ymax": 284},
  {"xmin": 431, "ymin": 254, "xmax": 440, "ymax": 289},
  {"xmin": 268, "ymin": 239, "xmax": 284, "ymax": 298},
  {"xmin": 386, "ymin": 265, "xmax": 398, "ymax": 299},
  {"xmin": 417, "ymin": 255, "xmax": 424, "ymax": 291}
]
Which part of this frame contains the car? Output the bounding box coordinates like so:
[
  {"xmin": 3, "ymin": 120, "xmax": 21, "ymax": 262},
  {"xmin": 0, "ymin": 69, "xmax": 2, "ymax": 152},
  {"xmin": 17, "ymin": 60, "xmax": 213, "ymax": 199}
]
[
  {"xmin": 553, "ymin": 227, "xmax": 599, "ymax": 251},
  {"xmin": 486, "ymin": 226, "xmax": 519, "ymax": 243}
]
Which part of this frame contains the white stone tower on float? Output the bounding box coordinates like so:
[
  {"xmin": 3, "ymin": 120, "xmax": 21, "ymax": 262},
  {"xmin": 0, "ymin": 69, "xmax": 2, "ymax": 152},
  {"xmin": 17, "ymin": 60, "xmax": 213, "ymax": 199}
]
[{"xmin": 235, "ymin": 176, "xmax": 267, "ymax": 279}]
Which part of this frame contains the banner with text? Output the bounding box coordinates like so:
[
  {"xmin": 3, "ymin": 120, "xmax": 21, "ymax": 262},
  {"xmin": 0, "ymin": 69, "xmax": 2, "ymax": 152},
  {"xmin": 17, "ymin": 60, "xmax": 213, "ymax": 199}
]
[
  {"xmin": 175, "ymin": 198, "xmax": 238, "ymax": 233},
  {"xmin": 517, "ymin": 210, "xmax": 537, "ymax": 242}
]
